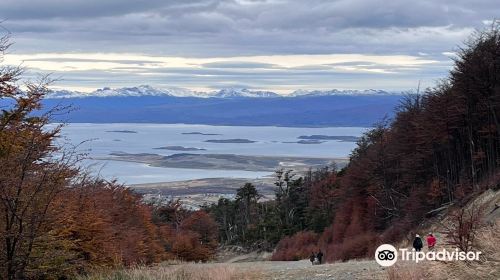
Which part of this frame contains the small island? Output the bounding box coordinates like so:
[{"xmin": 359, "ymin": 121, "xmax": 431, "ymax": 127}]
[
  {"xmin": 298, "ymin": 135, "xmax": 359, "ymax": 142},
  {"xmin": 153, "ymin": 146, "xmax": 207, "ymax": 151},
  {"xmin": 182, "ymin": 132, "xmax": 222, "ymax": 136},
  {"xmin": 204, "ymin": 138, "xmax": 257, "ymax": 144},
  {"xmin": 283, "ymin": 140, "xmax": 325, "ymax": 144},
  {"xmin": 297, "ymin": 139, "xmax": 325, "ymax": 144},
  {"xmin": 106, "ymin": 130, "xmax": 138, "ymax": 134}
]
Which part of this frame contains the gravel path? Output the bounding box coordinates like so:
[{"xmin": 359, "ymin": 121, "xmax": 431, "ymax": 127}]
[{"xmin": 232, "ymin": 259, "xmax": 387, "ymax": 280}]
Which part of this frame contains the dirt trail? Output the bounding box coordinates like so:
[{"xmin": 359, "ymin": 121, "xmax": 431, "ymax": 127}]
[{"xmin": 231, "ymin": 259, "xmax": 387, "ymax": 280}]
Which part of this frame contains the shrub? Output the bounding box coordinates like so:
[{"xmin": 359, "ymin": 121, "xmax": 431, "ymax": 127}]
[
  {"xmin": 271, "ymin": 231, "xmax": 319, "ymax": 261},
  {"xmin": 442, "ymin": 203, "xmax": 484, "ymax": 252}
]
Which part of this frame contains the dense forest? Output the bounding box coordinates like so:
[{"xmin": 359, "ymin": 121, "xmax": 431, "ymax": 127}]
[{"xmin": 1, "ymin": 25, "xmax": 499, "ymax": 279}]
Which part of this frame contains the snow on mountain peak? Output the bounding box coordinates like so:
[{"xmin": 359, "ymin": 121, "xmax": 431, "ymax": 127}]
[
  {"xmin": 213, "ymin": 88, "xmax": 281, "ymax": 98},
  {"xmin": 93, "ymin": 85, "xmax": 171, "ymax": 97},
  {"xmin": 47, "ymin": 85, "xmax": 181, "ymax": 98},
  {"xmin": 289, "ymin": 89, "xmax": 396, "ymax": 97},
  {"xmin": 46, "ymin": 86, "xmax": 399, "ymax": 99}
]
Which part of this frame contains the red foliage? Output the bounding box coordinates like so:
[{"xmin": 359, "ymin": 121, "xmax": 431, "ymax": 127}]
[
  {"xmin": 51, "ymin": 181, "xmax": 169, "ymax": 267},
  {"xmin": 181, "ymin": 211, "xmax": 219, "ymax": 247},
  {"xmin": 272, "ymin": 231, "xmax": 319, "ymax": 261},
  {"xmin": 315, "ymin": 198, "xmax": 379, "ymax": 262},
  {"xmin": 172, "ymin": 232, "xmax": 212, "ymax": 261},
  {"xmin": 173, "ymin": 211, "xmax": 219, "ymax": 262},
  {"xmin": 49, "ymin": 180, "xmax": 219, "ymax": 270},
  {"xmin": 325, "ymin": 233, "xmax": 377, "ymax": 262},
  {"xmin": 442, "ymin": 205, "xmax": 484, "ymax": 252}
]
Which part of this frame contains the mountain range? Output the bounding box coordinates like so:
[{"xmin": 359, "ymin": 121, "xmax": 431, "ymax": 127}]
[
  {"xmin": 42, "ymin": 86, "xmax": 405, "ymax": 127},
  {"xmin": 47, "ymin": 85, "xmax": 400, "ymax": 99}
]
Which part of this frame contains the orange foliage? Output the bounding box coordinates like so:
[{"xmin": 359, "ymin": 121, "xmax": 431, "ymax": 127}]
[
  {"xmin": 272, "ymin": 231, "xmax": 319, "ymax": 261},
  {"xmin": 172, "ymin": 211, "xmax": 219, "ymax": 262},
  {"xmin": 49, "ymin": 180, "xmax": 169, "ymax": 269},
  {"xmin": 45, "ymin": 179, "xmax": 219, "ymax": 273}
]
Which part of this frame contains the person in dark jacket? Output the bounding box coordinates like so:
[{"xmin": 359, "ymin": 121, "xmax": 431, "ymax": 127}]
[
  {"xmin": 413, "ymin": 234, "xmax": 423, "ymax": 252},
  {"xmin": 309, "ymin": 252, "xmax": 316, "ymax": 265},
  {"xmin": 316, "ymin": 250, "xmax": 324, "ymax": 264}
]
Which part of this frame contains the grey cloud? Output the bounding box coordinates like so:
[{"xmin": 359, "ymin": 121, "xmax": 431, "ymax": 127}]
[
  {"xmin": 288, "ymin": 65, "xmax": 333, "ymax": 71},
  {"xmin": 0, "ymin": 0, "xmax": 213, "ymax": 19},
  {"xmin": 21, "ymin": 61, "xmax": 447, "ymax": 92},
  {"xmin": 1, "ymin": 0, "xmax": 496, "ymax": 91},
  {"xmin": 201, "ymin": 61, "xmax": 280, "ymax": 68},
  {"xmin": 22, "ymin": 57, "xmax": 164, "ymax": 65}
]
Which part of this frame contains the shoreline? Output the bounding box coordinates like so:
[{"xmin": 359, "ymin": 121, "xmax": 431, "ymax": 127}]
[{"xmin": 99, "ymin": 152, "xmax": 348, "ymax": 172}]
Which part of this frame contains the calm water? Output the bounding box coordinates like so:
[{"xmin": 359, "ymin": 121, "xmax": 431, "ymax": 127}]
[{"xmin": 54, "ymin": 123, "xmax": 368, "ymax": 184}]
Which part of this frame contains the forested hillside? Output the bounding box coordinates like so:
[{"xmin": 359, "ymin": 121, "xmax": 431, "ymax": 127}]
[{"xmin": 206, "ymin": 26, "xmax": 500, "ymax": 261}]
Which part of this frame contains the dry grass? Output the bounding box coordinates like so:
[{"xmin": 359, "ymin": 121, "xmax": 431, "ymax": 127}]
[
  {"xmin": 429, "ymin": 221, "xmax": 500, "ymax": 280},
  {"xmin": 429, "ymin": 189, "xmax": 500, "ymax": 280},
  {"xmin": 386, "ymin": 262, "xmax": 427, "ymax": 280},
  {"xmin": 78, "ymin": 263, "xmax": 248, "ymax": 280},
  {"xmin": 389, "ymin": 189, "xmax": 500, "ymax": 280}
]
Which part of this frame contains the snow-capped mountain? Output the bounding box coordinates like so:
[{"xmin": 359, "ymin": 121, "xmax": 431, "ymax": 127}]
[
  {"xmin": 46, "ymin": 89, "xmax": 87, "ymax": 99},
  {"xmin": 289, "ymin": 89, "xmax": 397, "ymax": 97},
  {"xmin": 48, "ymin": 85, "xmax": 177, "ymax": 98},
  {"xmin": 46, "ymin": 86, "xmax": 279, "ymax": 99},
  {"xmin": 46, "ymin": 85, "xmax": 399, "ymax": 99},
  {"xmin": 94, "ymin": 85, "xmax": 171, "ymax": 97},
  {"xmin": 213, "ymin": 88, "xmax": 281, "ymax": 98}
]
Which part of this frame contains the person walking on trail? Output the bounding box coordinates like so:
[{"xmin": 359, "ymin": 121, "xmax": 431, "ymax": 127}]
[
  {"xmin": 309, "ymin": 252, "xmax": 316, "ymax": 265},
  {"xmin": 426, "ymin": 233, "xmax": 436, "ymax": 250},
  {"xmin": 316, "ymin": 250, "xmax": 324, "ymax": 264},
  {"xmin": 413, "ymin": 234, "xmax": 423, "ymax": 252}
]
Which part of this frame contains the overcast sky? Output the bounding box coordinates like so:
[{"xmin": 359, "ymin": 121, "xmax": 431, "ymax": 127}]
[{"xmin": 0, "ymin": 0, "xmax": 497, "ymax": 93}]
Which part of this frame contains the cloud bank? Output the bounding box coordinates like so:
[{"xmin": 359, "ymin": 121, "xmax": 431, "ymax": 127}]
[{"xmin": 0, "ymin": 0, "xmax": 496, "ymax": 92}]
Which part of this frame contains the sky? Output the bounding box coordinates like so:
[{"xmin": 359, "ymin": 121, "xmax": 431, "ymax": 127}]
[{"xmin": 0, "ymin": 0, "xmax": 497, "ymax": 94}]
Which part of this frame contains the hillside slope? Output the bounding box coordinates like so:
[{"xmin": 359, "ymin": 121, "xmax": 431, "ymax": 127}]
[{"xmin": 79, "ymin": 187, "xmax": 499, "ymax": 280}]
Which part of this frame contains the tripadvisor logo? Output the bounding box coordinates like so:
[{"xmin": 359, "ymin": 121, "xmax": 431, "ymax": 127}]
[
  {"xmin": 374, "ymin": 244, "xmax": 482, "ymax": 267},
  {"xmin": 375, "ymin": 244, "xmax": 398, "ymax": 267}
]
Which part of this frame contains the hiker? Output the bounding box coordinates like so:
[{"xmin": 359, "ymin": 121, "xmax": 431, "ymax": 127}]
[
  {"xmin": 426, "ymin": 233, "xmax": 436, "ymax": 250},
  {"xmin": 316, "ymin": 250, "xmax": 324, "ymax": 264},
  {"xmin": 413, "ymin": 234, "xmax": 423, "ymax": 252},
  {"xmin": 309, "ymin": 252, "xmax": 316, "ymax": 265}
]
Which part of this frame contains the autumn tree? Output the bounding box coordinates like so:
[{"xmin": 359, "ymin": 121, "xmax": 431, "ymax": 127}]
[
  {"xmin": 172, "ymin": 211, "xmax": 218, "ymax": 261},
  {"xmin": 0, "ymin": 36, "xmax": 78, "ymax": 279},
  {"xmin": 152, "ymin": 198, "xmax": 189, "ymax": 232}
]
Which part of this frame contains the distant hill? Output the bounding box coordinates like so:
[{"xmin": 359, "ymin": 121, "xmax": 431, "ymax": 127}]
[{"xmin": 42, "ymin": 91, "xmax": 403, "ymax": 127}]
